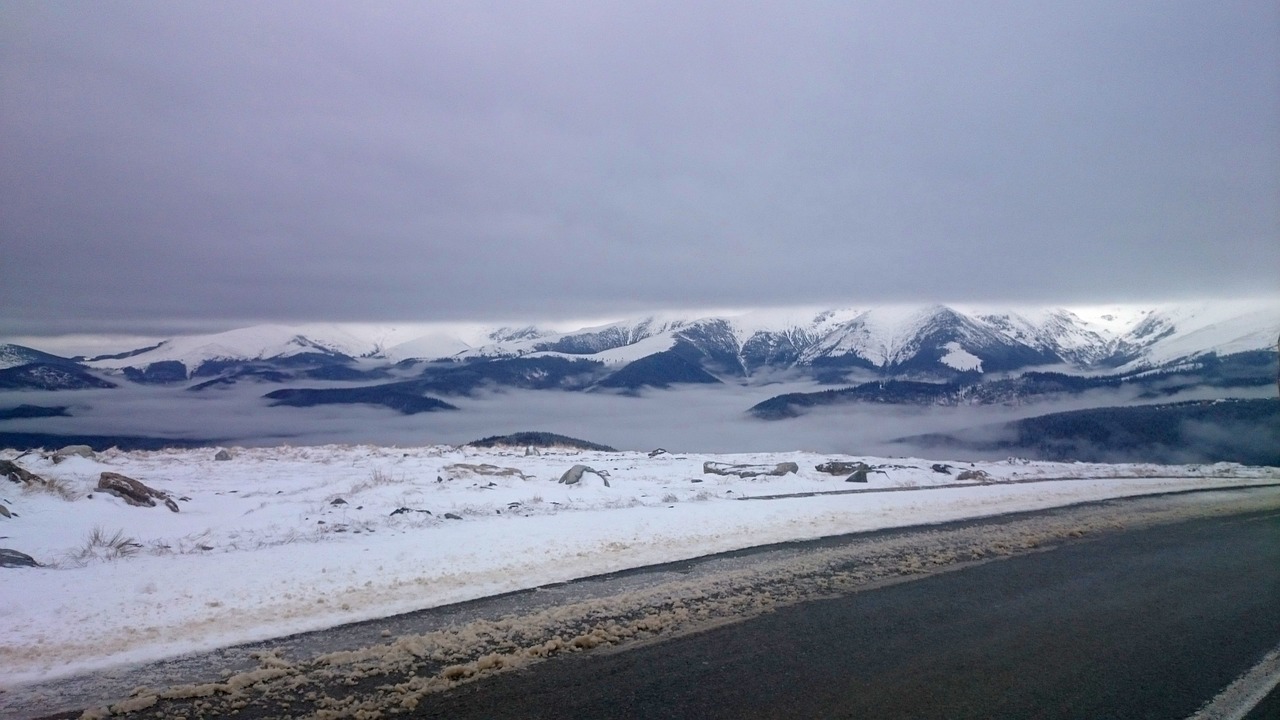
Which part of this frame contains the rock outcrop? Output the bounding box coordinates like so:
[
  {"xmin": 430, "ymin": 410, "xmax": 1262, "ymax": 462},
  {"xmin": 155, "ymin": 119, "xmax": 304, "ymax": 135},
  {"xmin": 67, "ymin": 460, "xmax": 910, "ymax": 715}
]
[
  {"xmin": 0, "ymin": 548, "xmax": 40, "ymax": 568},
  {"xmin": 96, "ymin": 472, "xmax": 180, "ymax": 512},
  {"xmin": 703, "ymin": 461, "xmax": 799, "ymax": 478},
  {"xmin": 1, "ymin": 459, "xmax": 47, "ymax": 488}
]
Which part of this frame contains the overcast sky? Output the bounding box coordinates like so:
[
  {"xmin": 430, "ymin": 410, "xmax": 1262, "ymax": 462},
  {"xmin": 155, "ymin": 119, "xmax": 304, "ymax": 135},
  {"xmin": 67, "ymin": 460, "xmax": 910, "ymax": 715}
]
[{"xmin": 2, "ymin": 1, "xmax": 1277, "ymax": 337}]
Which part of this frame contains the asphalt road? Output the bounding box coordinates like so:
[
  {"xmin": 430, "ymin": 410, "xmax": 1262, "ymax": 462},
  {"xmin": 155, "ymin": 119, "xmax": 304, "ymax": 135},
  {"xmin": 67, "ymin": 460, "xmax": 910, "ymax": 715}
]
[{"xmin": 412, "ymin": 503, "xmax": 1280, "ymax": 720}]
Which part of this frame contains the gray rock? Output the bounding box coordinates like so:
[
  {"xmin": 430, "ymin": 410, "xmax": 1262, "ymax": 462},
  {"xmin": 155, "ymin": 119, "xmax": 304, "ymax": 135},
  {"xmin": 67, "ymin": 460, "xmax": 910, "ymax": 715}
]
[
  {"xmin": 0, "ymin": 548, "xmax": 40, "ymax": 568},
  {"xmin": 703, "ymin": 461, "xmax": 799, "ymax": 478},
  {"xmin": 214, "ymin": 449, "xmax": 233, "ymax": 461},
  {"xmin": 0, "ymin": 503, "xmax": 11, "ymax": 518},
  {"xmin": 815, "ymin": 461, "xmax": 869, "ymax": 476},
  {"xmin": 52, "ymin": 445, "xmax": 95, "ymax": 463}
]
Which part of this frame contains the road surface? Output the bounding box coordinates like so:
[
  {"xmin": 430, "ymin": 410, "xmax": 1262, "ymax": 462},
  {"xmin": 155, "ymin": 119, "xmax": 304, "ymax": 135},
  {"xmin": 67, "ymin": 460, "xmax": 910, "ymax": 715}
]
[{"xmin": 411, "ymin": 491, "xmax": 1280, "ymax": 719}]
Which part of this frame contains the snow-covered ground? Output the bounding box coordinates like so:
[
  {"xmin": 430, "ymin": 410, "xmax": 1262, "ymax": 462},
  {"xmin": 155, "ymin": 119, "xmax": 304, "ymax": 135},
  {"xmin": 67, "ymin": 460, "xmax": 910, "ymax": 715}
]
[{"xmin": 1, "ymin": 444, "xmax": 1276, "ymax": 689}]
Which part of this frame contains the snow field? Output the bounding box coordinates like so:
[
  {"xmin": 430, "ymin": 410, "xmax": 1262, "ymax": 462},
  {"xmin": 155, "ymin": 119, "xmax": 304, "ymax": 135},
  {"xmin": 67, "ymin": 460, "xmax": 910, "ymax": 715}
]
[{"xmin": 0, "ymin": 444, "xmax": 1276, "ymax": 689}]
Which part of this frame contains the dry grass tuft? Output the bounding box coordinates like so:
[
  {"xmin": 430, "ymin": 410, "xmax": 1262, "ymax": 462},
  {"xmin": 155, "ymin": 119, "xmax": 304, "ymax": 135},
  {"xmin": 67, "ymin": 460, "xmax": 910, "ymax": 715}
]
[
  {"xmin": 22, "ymin": 475, "xmax": 79, "ymax": 501},
  {"xmin": 347, "ymin": 467, "xmax": 401, "ymax": 495},
  {"xmin": 71, "ymin": 526, "xmax": 142, "ymax": 564}
]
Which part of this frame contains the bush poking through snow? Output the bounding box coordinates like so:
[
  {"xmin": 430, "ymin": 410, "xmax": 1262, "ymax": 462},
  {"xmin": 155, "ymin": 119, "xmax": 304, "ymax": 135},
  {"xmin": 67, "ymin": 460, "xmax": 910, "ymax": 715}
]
[{"xmin": 72, "ymin": 527, "xmax": 141, "ymax": 564}]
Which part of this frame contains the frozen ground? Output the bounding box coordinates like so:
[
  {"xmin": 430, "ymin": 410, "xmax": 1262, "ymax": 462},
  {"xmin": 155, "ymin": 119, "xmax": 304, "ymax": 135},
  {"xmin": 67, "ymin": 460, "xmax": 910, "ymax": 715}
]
[{"xmin": 1, "ymin": 443, "xmax": 1276, "ymax": 689}]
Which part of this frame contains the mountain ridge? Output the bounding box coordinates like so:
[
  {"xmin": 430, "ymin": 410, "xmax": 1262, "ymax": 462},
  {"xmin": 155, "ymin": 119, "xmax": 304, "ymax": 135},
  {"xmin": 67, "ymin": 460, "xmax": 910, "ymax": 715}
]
[{"xmin": 2, "ymin": 299, "xmax": 1275, "ymax": 395}]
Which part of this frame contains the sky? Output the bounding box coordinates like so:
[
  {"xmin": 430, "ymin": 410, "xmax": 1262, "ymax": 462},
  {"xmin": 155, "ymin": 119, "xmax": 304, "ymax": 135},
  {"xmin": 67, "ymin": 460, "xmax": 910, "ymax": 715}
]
[{"xmin": 2, "ymin": 1, "xmax": 1278, "ymax": 338}]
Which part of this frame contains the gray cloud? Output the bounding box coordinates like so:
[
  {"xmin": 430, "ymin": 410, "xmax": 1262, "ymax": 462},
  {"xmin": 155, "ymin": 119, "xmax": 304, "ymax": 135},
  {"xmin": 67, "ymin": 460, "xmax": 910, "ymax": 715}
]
[
  {"xmin": 6, "ymin": 380, "xmax": 1270, "ymax": 457},
  {"xmin": 3, "ymin": 1, "xmax": 1277, "ymax": 335}
]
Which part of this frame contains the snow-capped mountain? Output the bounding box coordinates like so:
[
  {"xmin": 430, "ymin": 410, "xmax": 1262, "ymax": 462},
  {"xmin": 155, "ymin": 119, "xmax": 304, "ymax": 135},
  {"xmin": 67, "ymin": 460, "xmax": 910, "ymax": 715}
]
[
  {"xmin": 4, "ymin": 299, "xmax": 1274, "ymax": 395},
  {"xmin": 85, "ymin": 325, "xmax": 383, "ymax": 378},
  {"xmin": 0, "ymin": 343, "xmax": 79, "ymax": 371},
  {"xmin": 406, "ymin": 299, "xmax": 1278, "ymax": 382}
]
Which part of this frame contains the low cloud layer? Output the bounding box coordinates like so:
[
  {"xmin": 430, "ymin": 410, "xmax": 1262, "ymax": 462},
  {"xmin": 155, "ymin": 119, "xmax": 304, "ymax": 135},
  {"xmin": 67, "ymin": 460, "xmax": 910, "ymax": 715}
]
[
  {"xmin": 2, "ymin": 2, "xmax": 1277, "ymax": 335},
  {"xmin": 4, "ymin": 380, "xmax": 1272, "ymax": 462}
]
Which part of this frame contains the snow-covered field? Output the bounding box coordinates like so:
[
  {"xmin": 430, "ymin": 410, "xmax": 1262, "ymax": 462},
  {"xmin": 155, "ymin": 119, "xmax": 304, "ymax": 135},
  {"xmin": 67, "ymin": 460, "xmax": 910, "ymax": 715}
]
[{"xmin": 1, "ymin": 444, "xmax": 1276, "ymax": 689}]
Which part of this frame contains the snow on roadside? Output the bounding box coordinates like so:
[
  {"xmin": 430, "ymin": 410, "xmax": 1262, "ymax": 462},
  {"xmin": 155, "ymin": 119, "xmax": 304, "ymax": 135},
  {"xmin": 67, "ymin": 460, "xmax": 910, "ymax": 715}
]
[{"xmin": 0, "ymin": 444, "xmax": 1275, "ymax": 687}]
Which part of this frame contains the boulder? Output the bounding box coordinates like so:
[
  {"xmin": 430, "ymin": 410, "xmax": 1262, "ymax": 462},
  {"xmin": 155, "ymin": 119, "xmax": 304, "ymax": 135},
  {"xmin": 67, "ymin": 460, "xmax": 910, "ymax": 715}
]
[
  {"xmin": 815, "ymin": 461, "xmax": 868, "ymax": 476},
  {"xmin": 931, "ymin": 463, "xmax": 953, "ymax": 474},
  {"xmin": 957, "ymin": 469, "xmax": 990, "ymax": 482},
  {"xmin": 703, "ymin": 462, "xmax": 799, "ymax": 478},
  {"xmin": 52, "ymin": 445, "xmax": 95, "ymax": 463},
  {"xmin": 96, "ymin": 472, "xmax": 180, "ymax": 512},
  {"xmin": 558, "ymin": 464, "xmax": 611, "ymax": 487},
  {"xmin": 2, "ymin": 460, "xmax": 44, "ymax": 488},
  {"xmin": 0, "ymin": 548, "xmax": 40, "ymax": 568},
  {"xmin": 214, "ymin": 449, "xmax": 233, "ymax": 461}
]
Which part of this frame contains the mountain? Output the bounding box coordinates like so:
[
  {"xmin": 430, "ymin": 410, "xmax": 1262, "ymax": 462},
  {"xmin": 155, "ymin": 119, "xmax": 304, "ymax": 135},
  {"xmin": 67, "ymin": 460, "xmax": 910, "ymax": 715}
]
[
  {"xmin": 0, "ymin": 344, "xmax": 118, "ymax": 390},
  {"xmin": 0, "ymin": 363, "xmax": 118, "ymax": 390},
  {"xmin": 896, "ymin": 398, "xmax": 1280, "ymax": 465},
  {"xmin": 750, "ymin": 350, "xmax": 1278, "ymax": 419},
  {"xmin": 85, "ymin": 325, "xmax": 380, "ymax": 380},
  {"xmin": 400, "ymin": 300, "xmax": 1278, "ymax": 383},
  {"xmin": 15, "ymin": 299, "xmax": 1276, "ymax": 402},
  {"xmin": 596, "ymin": 350, "xmax": 723, "ymax": 391},
  {"xmin": 0, "ymin": 343, "xmax": 82, "ymax": 371}
]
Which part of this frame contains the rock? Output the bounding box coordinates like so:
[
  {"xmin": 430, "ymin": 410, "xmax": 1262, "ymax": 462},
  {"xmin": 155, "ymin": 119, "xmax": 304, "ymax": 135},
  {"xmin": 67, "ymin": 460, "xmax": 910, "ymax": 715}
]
[
  {"xmin": 51, "ymin": 445, "xmax": 95, "ymax": 463},
  {"xmin": 811, "ymin": 460, "xmax": 888, "ymax": 483},
  {"xmin": 648, "ymin": 448, "xmax": 669, "ymax": 458},
  {"xmin": 931, "ymin": 464, "xmax": 953, "ymax": 474},
  {"xmin": 330, "ymin": 498, "xmax": 347, "ymax": 506},
  {"xmin": 96, "ymin": 472, "xmax": 180, "ymax": 512},
  {"xmin": 957, "ymin": 469, "xmax": 990, "ymax": 482},
  {"xmin": 444, "ymin": 512, "xmax": 463, "ymax": 520},
  {"xmin": 0, "ymin": 548, "xmax": 40, "ymax": 568},
  {"xmin": 1, "ymin": 459, "xmax": 47, "ymax": 488},
  {"xmin": 558, "ymin": 464, "xmax": 611, "ymax": 487},
  {"xmin": 389, "ymin": 507, "xmax": 431, "ymax": 516},
  {"xmin": 0, "ymin": 503, "xmax": 10, "ymax": 518},
  {"xmin": 703, "ymin": 461, "xmax": 799, "ymax": 478},
  {"xmin": 815, "ymin": 461, "xmax": 868, "ymax": 476},
  {"xmin": 443, "ymin": 463, "xmax": 531, "ymax": 480},
  {"xmin": 214, "ymin": 449, "xmax": 233, "ymax": 461}
]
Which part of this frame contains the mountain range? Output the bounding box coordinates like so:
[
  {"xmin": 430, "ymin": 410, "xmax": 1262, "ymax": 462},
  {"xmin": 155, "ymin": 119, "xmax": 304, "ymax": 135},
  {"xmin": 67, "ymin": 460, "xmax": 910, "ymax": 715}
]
[{"xmin": 1, "ymin": 300, "xmax": 1276, "ymax": 410}]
